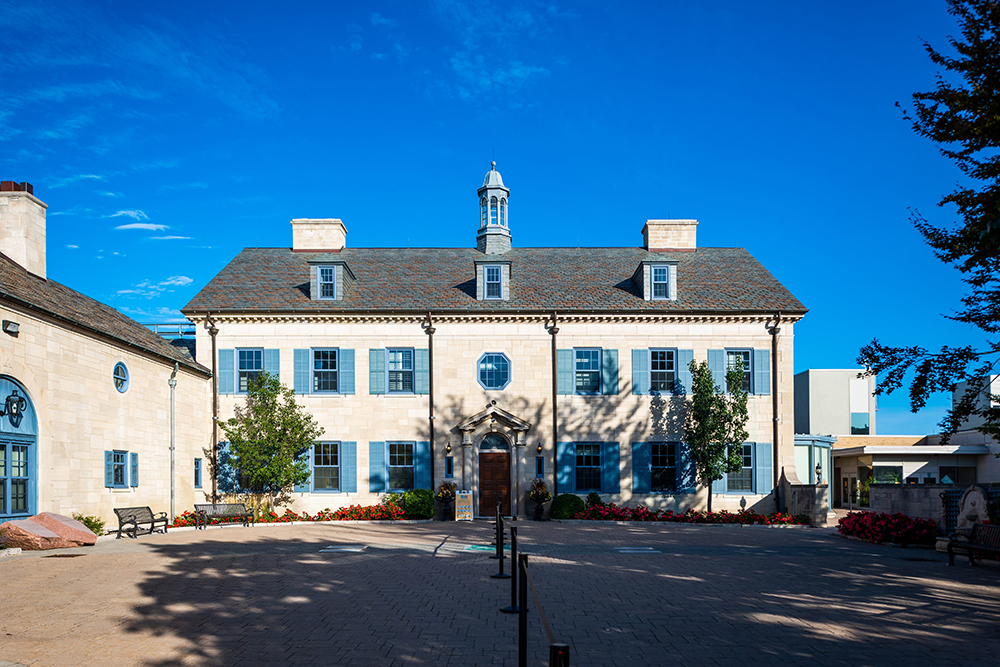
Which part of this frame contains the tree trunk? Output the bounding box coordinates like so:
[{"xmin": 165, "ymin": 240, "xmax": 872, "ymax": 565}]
[{"xmin": 706, "ymin": 481, "xmax": 713, "ymax": 514}]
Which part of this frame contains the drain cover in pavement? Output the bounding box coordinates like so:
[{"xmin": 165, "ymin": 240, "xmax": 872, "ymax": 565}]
[
  {"xmin": 319, "ymin": 545, "xmax": 367, "ymax": 553},
  {"xmin": 616, "ymin": 546, "xmax": 660, "ymax": 554}
]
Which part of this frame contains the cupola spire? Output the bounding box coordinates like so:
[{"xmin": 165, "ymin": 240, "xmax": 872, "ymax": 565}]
[{"xmin": 476, "ymin": 161, "xmax": 511, "ymax": 254}]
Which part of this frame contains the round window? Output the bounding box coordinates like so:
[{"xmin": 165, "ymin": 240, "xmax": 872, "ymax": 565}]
[
  {"xmin": 113, "ymin": 362, "xmax": 129, "ymax": 393},
  {"xmin": 478, "ymin": 353, "xmax": 511, "ymax": 390}
]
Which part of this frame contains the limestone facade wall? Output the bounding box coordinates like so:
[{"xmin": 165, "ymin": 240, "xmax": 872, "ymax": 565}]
[
  {"xmin": 195, "ymin": 314, "xmax": 799, "ymax": 517},
  {"xmin": 0, "ymin": 301, "xmax": 212, "ymax": 525}
]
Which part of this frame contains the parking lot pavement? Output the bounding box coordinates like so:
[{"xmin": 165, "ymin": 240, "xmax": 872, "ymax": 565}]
[{"xmin": 1, "ymin": 520, "xmax": 999, "ymax": 666}]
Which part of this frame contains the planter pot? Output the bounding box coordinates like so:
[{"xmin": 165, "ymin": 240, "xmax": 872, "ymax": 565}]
[
  {"xmin": 530, "ymin": 499, "xmax": 551, "ymax": 521},
  {"xmin": 436, "ymin": 498, "xmax": 455, "ymax": 521}
]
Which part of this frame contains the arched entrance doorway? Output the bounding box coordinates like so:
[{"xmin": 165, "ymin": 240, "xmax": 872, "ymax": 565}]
[
  {"xmin": 478, "ymin": 433, "xmax": 510, "ymax": 516},
  {"xmin": 0, "ymin": 376, "xmax": 38, "ymax": 519}
]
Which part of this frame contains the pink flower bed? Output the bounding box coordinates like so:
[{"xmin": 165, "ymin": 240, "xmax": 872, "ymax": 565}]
[
  {"xmin": 170, "ymin": 503, "xmax": 405, "ymax": 528},
  {"xmin": 837, "ymin": 511, "xmax": 938, "ymax": 546},
  {"xmin": 572, "ymin": 504, "xmax": 809, "ymax": 525}
]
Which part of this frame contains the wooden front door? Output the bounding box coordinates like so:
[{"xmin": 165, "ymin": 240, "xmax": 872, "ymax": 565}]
[{"xmin": 479, "ymin": 452, "xmax": 510, "ymax": 516}]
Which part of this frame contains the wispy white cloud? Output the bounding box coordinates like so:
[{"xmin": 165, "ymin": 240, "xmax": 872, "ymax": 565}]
[
  {"xmin": 98, "ymin": 191, "xmax": 123, "ymax": 197},
  {"xmin": 117, "ymin": 276, "xmax": 195, "ymax": 299},
  {"xmin": 48, "ymin": 174, "xmax": 104, "ymax": 189},
  {"xmin": 49, "ymin": 205, "xmax": 93, "ymax": 216},
  {"xmin": 150, "ymin": 235, "xmax": 192, "ymax": 240},
  {"xmin": 117, "ymin": 305, "xmax": 188, "ymax": 322},
  {"xmin": 109, "ymin": 210, "xmax": 150, "ymax": 221},
  {"xmin": 371, "ymin": 13, "xmax": 397, "ymax": 28},
  {"xmin": 66, "ymin": 244, "xmax": 79, "ymax": 249},
  {"xmin": 115, "ymin": 222, "xmax": 167, "ymax": 231}
]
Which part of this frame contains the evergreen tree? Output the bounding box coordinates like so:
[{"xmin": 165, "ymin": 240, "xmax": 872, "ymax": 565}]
[
  {"xmin": 218, "ymin": 372, "xmax": 324, "ymax": 514},
  {"xmin": 683, "ymin": 358, "xmax": 750, "ymax": 512},
  {"xmin": 859, "ymin": 0, "xmax": 1000, "ymax": 440}
]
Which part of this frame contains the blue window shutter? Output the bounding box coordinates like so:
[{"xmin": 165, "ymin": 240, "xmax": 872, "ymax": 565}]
[
  {"xmin": 340, "ymin": 349, "xmax": 355, "ymax": 395},
  {"xmin": 712, "ymin": 474, "xmax": 727, "ymax": 495},
  {"xmin": 754, "ymin": 442, "xmax": 772, "ymax": 495},
  {"xmin": 342, "ymin": 442, "xmax": 358, "ymax": 493},
  {"xmin": 369, "ymin": 349, "xmax": 385, "ymax": 395},
  {"xmin": 218, "ymin": 349, "xmax": 234, "ymax": 395},
  {"xmin": 217, "ymin": 441, "xmax": 239, "ymax": 493},
  {"xmin": 556, "ymin": 349, "xmax": 573, "ymax": 395},
  {"xmin": 556, "ymin": 442, "xmax": 575, "ymax": 491},
  {"xmin": 104, "ymin": 451, "xmax": 114, "ymax": 487},
  {"xmin": 602, "ymin": 442, "xmax": 620, "ymax": 493},
  {"xmin": 631, "ymin": 349, "xmax": 649, "ymax": 395},
  {"xmin": 676, "ymin": 442, "xmax": 698, "ymax": 493},
  {"xmin": 415, "ymin": 441, "xmax": 431, "ymax": 489},
  {"xmin": 601, "ymin": 349, "xmax": 618, "ymax": 395},
  {"xmin": 632, "ymin": 442, "xmax": 650, "ymax": 494},
  {"xmin": 414, "ymin": 349, "xmax": 430, "ymax": 395},
  {"xmin": 708, "ymin": 349, "xmax": 726, "ymax": 392},
  {"xmin": 677, "ymin": 349, "xmax": 694, "ymax": 394},
  {"xmin": 263, "ymin": 349, "xmax": 280, "ymax": 378},
  {"xmin": 754, "ymin": 348, "xmax": 771, "ymax": 396},
  {"xmin": 130, "ymin": 452, "xmax": 139, "ymax": 487},
  {"xmin": 295, "ymin": 445, "xmax": 312, "ymax": 493},
  {"xmin": 369, "ymin": 441, "xmax": 386, "ymax": 492},
  {"xmin": 294, "ymin": 349, "xmax": 310, "ymax": 394}
]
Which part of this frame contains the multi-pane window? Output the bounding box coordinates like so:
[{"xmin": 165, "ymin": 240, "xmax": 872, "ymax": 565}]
[
  {"xmin": 650, "ymin": 442, "xmax": 677, "ymax": 493},
  {"xmin": 112, "ymin": 450, "xmax": 128, "ymax": 488},
  {"xmin": 387, "ymin": 348, "xmax": 414, "ymax": 393},
  {"xmin": 499, "ymin": 199, "xmax": 506, "ymax": 226},
  {"xmin": 0, "ymin": 445, "xmax": 5, "ymax": 514},
  {"xmin": 490, "ymin": 196, "xmax": 498, "ymax": 225},
  {"xmin": 727, "ymin": 444, "xmax": 753, "ymax": 491},
  {"xmin": 10, "ymin": 445, "xmax": 27, "ymax": 513},
  {"xmin": 478, "ymin": 353, "xmax": 511, "ymax": 390},
  {"xmin": 574, "ymin": 348, "xmax": 601, "ymax": 394},
  {"xmin": 314, "ymin": 442, "xmax": 340, "ymax": 491},
  {"xmin": 238, "ymin": 349, "xmax": 263, "ymax": 393},
  {"xmin": 485, "ymin": 266, "xmax": 502, "ymax": 299},
  {"xmin": 481, "ymin": 198, "xmax": 487, "ymax": 226},
  {"xmin": 575, "ymin": 443, "xmax": 601, "ymax": 491},
  {"xmin": 319, "ymin": 266, "xmax": 336, "ymax": 299},
  {"xmin": 652, "ymin": 266, "xmax": 669, "ymax": 299},
  {"xmin": 726, "ymin": 349, "xmax": 752, "ymax": 393},
  {"xmin": 388, "ymin": 442, "xmax": 414, "ymax": 490},
  {"xmin": 194, "ymin": 458, "xmax": 202, "ymax": 489},
  {"xmin": 113, "ymin": 362, "xmax": 129, "ymax": 393},
  {"xmin": 650, "ymin": 349, "xmax": 676, "ymax": 393},
  {"xmin": 313, "ymin": 349, "xmax": 339, "ymax": 392}
]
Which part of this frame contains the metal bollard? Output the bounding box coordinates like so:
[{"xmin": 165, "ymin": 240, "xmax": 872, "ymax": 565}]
[
  {"xmin": 491, "ymin": 502, "xmax": 510, "ymax": 579},
  {"xmin": 518, "ymin": 554, "xmax": 528, "ymax": 667},
  {"xmin": 500, "ymin": 524, "xmax": 520, "ymax": 613},
  {"xmin": 549, "ymin": 643, "xmax": 570, "ymax": 667},
  {"xmin": 489, "ymin": 499, "xmax": 501, "ymax": 556}
]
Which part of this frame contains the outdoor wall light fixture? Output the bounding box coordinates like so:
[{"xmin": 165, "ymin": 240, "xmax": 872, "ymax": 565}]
[
  {"xmin": 2, "ymin": 320, "xmax": 19, "ymax": 336},
  {"xmin": 537, "ymin": 443, "xmax": 542, "ymax": 455},
  {"xmin": 446, "ymin": 442, "xmax": 452, "ymax": 454},
  {"xmin": 815, "ymin": 463, "xmax": 822, "ymax": 485}
]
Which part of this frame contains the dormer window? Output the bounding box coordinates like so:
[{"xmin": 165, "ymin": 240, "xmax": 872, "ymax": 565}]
[
  {"xmin": 319, "ymin": 266, "xmax": 336, "ymax": 299},
  {"xmin": 485, "ymin": 265, "xmax": 502, "ymax": 299},
  {"xmin": 652, "ymin": 266, "xmax": 669, "ymax": 299}
]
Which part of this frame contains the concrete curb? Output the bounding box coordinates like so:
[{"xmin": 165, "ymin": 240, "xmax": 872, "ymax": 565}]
[
  {"xmin": 551, "ymin": 519, "xmax": 816, "ymax": 528},
  {"xmin": 95, "ymin": 518, "xmax": 434, "ymax": 541},
  {"xmin": 0, "ymin": 547, "xmax": 23, "ymax": 558}
]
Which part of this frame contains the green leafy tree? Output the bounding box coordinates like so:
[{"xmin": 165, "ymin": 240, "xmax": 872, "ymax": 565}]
[
  {"xmin": 858, "ymin": 0, "xmax": 1000, "ymax": 441},
  {"xmin": 683, "ymin": 358, "xmax": 750, "ymax": 512},
  {"xmin": 218, "ymin": 372, "xmax": 324, "ymax": 514}
]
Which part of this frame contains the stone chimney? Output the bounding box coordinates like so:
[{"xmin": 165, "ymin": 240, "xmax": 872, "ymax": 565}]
[
  {"xmin": 0, "ymin": 181, "xmax": 47, "ymax": 278},
  {"xmin": 642, "ymin": 219, "xmax": 697, "ymax": 251},
  {"xmin": 291, "ymin": 218, "xmax": 347, "ymax": 252}
]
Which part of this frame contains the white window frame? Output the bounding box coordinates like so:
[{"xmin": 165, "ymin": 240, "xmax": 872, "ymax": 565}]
[
  {"xmin": 313, "ymin": 442, "xmax": 341, "ymax": 492},
  {"xmin": 649, "ymin": 348, "xmax": 676, "ymax": 394},
  {"xmin": 318, "ymin": 266, "xmax": 336, "ymax": 300},
  {"xmin": 388, "ymin": 441, "xmax": 415, "ymax": 491},
  {"xmin": 651, "ymin": 265, "xmax": 670, "ymax": 300},
  {"xmin": 726, "ymin": 443, "xmax": 754, "ymax": 493},
  {"xmin": 237, "ymin": 348, "xmax": 263, "ymax": 394},
  {"xmin": 312, "ymin": 348, "xmax": 340, "ymax": 394},
  {"xmin": 575, "ymin": 442, "xmax": 602, "ymax": 492},
  {"xmin": 725, "ymin": 348, "xmax": 753, "ymax": 394},
  {"xmin": 573, "ymin": 348, "xmax": 602, "ymax": 395},
  {"xmin": 650, "ymin": 442, "xmax": 677, "ymax": 493},
  {"xmin": 485, "ymin": 265, "xmax": 502, "ymax": 300},
  {"xmin": 387, "ymin": 348, "xmax": 414, "ymax": 394}
]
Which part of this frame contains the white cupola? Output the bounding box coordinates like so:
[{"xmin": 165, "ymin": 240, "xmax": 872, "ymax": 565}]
[{"xmin": 476, "ymin": 161, "xmax": 511, "ymax": 254}]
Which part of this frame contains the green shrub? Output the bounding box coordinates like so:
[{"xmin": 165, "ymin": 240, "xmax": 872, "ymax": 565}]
[
  {"xmin": 403, "ymin": 489, "xmax": 434, "ymax": 519},
  {"xmin": 550, "ymin": 493, "xmax": 585, "ymax": 519},
  {"xmin": 72, "ymin": 513, "xmax": 105, "ymax": 536},
  {"xmin": 585, "ymin": 491, "xmax": 603, "ymax": 508}
]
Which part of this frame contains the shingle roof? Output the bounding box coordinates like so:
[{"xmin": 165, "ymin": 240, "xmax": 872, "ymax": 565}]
[
  {"xmin": 183, "ymin": 246, "xmax": 806, "ymax": 315},
  {"xmin": 0, "ymin": 254, "xmax": 210, "ymax": 375}
]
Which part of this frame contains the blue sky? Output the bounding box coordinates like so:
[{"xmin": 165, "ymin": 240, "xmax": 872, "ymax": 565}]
[{"xmin": 1, "ymin": 1, "xmax": 981, "ymax": 434}]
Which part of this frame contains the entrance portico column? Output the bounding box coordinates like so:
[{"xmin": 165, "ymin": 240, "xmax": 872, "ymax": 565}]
[
  {"xmin": 514, "ymin": 431, "xmax": 526, "ymax": 516},
  {"xmin": 461, "ymin": 429, "xmax": 474, "ymax": 491}
]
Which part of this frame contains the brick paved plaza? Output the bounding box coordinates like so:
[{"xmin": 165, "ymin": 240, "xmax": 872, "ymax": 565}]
[{"xmin": 1, "ymin": 521, "xmax": 999, "ymax": 666}]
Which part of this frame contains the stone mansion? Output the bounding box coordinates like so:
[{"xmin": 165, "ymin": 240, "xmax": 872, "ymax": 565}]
[{"xmin": 0, "ymin": 164, "xmax": 807, "ymax": 523}]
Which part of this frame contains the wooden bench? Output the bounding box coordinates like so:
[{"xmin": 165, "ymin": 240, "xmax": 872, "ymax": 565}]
[
  {"xmin": 194, "ymin": 503, "xmax": 255, "ymax": 530},
  {"xmin": 114, "ymin": 506, "xmax": 169, "ymax": 539},
  {"xmin": 948, "ymin": 523, "xmax": 1000, "ymax": 566}
]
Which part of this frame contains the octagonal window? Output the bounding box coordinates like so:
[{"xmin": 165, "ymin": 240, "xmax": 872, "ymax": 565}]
[{"xmin": 478, "ymin": 353, "xmax": 511, "ymax": 390}]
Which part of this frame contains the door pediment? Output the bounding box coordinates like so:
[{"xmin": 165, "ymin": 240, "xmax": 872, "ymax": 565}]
[{"xmin": 456, "ymin": 404, "xmax": 531, "ymax": 440}]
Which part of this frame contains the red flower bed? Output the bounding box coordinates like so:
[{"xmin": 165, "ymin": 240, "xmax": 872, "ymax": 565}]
[
  {"xmin": 170, "ymin": 503, "xmax": 406, "ymax": 528},
  {"xmin": 571, "ymin": 504, "xmax": 809, "ymax": 525},
  {"xmin": 837, "ymin": 511, "xmax": 938, "ymax": 546}
]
